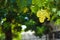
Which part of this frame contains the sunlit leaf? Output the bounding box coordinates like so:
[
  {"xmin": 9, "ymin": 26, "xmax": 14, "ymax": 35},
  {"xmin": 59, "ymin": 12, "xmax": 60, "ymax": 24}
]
[
  {"xmin": 55, "ymin": 19, "xmax": 60, "ymax": 25},
  {"xmin": 57, "ymin": 11, "xmax": 60, "ymax": 16}
]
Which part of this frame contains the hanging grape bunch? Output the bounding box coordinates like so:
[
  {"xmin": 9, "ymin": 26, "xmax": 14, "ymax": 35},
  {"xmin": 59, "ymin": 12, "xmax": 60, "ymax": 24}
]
[{"xmin": 36, "ymin": 9, "xmax": 50, "ymax": 23}]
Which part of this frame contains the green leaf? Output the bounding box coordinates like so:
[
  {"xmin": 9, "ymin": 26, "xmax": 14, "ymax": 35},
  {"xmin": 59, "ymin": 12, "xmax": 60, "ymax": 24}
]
[
  {"xmin": 57, "ymin": 11, "xmax": 60, "ymax": 16},
  {"xmin": 2, "ymin": 18, "xmax": 6, "ymax": 22},
  {"xmin": 32, "ymin": 0, "xmax": 49, "ymax": 7},
  {"xmin": 16, "ymin": 0, "xmax": 32, "ymax": 12},
  {"xmin": 55, "ymin": 19, "xmax": 60, "ymax": 25},
  {"xmin": 3, "ymin": 22, "xmax": 11, "ymax": 31},
  {"xmin": 30, "ymin": 5, "xmax": 39, "ymax": 13},
  {"xmin": 25, "ymin": 19, "xmax": 36, "ymax": 26},
  {"xmin": 52, "ymin": 8, "xmax": 57, "ymax": 12},
  {"xmin": 37, "ymin": 26, "xmax": 45, "ymax": 34}
]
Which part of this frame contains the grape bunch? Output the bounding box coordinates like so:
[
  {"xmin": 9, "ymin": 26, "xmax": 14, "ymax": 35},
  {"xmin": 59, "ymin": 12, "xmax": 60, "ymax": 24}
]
[{"xmin": 36, "ymin": 9, "xmax": 50, "ymax": 23}]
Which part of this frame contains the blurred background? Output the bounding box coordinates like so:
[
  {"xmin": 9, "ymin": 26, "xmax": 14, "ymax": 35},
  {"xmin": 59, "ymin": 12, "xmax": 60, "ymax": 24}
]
[{"xmin": 0, "ymin": 0, "xmax": 60, "ymax": 40}]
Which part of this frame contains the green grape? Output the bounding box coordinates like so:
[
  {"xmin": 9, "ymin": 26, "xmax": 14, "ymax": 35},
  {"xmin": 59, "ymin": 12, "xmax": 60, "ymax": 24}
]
[
  {"xmin": 37, "ymin": 9, "xmax": 50, "ymax": 23},
  {"xmin": 39, "ymin": 16, "xmax": 45, "ymax": 23}
]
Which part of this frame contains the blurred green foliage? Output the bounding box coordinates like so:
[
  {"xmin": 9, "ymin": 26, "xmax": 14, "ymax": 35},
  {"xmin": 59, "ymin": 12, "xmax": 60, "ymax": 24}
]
[{"xmin": 0, "ymin": 0, "xmax": 60, "ymax": 39}]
